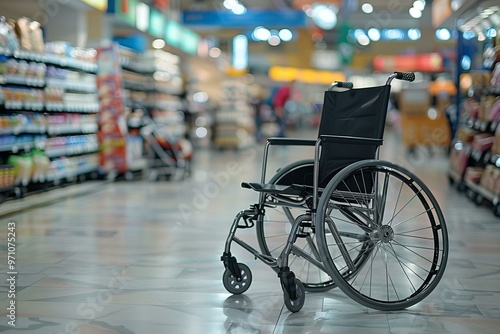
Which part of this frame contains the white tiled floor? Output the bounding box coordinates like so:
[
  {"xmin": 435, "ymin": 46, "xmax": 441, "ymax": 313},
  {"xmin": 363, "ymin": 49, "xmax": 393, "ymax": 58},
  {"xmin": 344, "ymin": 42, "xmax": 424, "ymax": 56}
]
[{"xmin": 1, "ymin": 127, "xmax": 499, "ymax": 333}]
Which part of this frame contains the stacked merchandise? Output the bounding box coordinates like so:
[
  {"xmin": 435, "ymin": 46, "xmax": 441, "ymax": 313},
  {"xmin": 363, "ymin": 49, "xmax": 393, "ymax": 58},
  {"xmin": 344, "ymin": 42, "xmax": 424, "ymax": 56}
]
[
  {"xmin": 449, "ymin": 39, "xmax": 500, "ymax": 216},
  {"xmin": 214, "ymin": 79, "xmax": 254, "ymax": 149},
  {"xmin": 97, "ymin": 46, "xmax": 190, "ymax": 179},
  {"xmin": 0, "ymin": 16, "xmax": 99, "ymax": 199}
]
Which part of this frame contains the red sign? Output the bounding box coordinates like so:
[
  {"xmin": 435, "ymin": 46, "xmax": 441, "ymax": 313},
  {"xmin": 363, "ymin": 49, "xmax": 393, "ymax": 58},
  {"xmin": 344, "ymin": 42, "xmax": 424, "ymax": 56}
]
[
  {"xmin": 97, "ymin": 44, "xmax": 128, "ymax": 173},
  {"xmin": 154, "ymin": 0, "xmax": 169, "ymax": 11},
  {"xmin": 373, "ymin": 53, "xmax": 444, "ymax": 73}
]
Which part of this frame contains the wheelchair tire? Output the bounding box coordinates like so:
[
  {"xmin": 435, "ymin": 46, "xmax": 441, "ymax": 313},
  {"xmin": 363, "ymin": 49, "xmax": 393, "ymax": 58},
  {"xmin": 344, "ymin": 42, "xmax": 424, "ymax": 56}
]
[
  {"xmin": 283, "ymin": 278, "xmax": 305, "ymax": 313},
  {"xmin": 222, "ymin": 263, "xmax": 252, "ymax": 295},
  {"xmin": 255, "ymin": 159, "xmax": 337, "ymax": 292},
  {"xmin": 316, "ymin": 160, "xmax": 449, "ymax": 311}
]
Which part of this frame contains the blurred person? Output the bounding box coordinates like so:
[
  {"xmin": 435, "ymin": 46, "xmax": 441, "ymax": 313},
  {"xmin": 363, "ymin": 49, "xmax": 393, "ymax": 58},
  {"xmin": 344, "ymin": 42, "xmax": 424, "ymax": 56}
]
[
  {"xmin": 387, "ymin": 93, "xmax": 401, "ymax": 132},
  {"xmin": 272, "ymin": 80, "xmax": 295, "ymax": 137},
  {"xmin": 248, "ymin": 83, "xmax": 265, "ymax": 143}
]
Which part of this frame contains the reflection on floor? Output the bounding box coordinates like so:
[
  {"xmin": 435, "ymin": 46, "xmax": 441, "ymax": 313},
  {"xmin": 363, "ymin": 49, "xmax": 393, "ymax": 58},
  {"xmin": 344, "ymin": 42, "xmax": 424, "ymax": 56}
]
[{"xmin": 1, "ymin": 128, "xmax": 499, "ymax": 334}]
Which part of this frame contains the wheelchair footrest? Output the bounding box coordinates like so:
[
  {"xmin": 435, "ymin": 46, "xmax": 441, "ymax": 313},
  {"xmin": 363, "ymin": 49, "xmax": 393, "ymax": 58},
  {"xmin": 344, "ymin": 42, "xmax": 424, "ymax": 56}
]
[{"xmin": 241, "ymin": 182, "xmax": 307, "ymax": 196}]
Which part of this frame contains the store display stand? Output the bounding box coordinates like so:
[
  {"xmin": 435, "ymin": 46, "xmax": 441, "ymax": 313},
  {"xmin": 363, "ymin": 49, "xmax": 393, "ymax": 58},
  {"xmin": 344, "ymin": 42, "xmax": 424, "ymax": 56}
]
[
  {"xmin": 214, "ymin": 79, "xmax": 255, "ymax": 150},
  {"xmin": 1, "ymin": 46, "xmax": 100, "ymax": 200},
  {"xmin": 448, "ymin": 75, "xmax": 500, "ymax": 216}
]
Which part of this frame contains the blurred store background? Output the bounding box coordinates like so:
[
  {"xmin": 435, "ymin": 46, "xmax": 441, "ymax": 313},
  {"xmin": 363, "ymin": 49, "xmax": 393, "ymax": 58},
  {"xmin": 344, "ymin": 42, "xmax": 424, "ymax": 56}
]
[{"xmin": 0, "ymin": 0, "xmax": 499, "ymax": 214}]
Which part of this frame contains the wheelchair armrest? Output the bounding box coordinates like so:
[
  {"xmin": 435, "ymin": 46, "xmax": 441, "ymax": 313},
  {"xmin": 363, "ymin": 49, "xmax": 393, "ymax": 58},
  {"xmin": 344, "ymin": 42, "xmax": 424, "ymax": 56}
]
[
  {"xmin": 241, "ymin": 182, "xmax": 306, "ymax": 196},
  {"xmin": 319, "ymin": 135, "xmax": 383, "ymax": 146},
  {"xmin": 267, "ymin": 137, "xmax": 316, "ymax": 146}
]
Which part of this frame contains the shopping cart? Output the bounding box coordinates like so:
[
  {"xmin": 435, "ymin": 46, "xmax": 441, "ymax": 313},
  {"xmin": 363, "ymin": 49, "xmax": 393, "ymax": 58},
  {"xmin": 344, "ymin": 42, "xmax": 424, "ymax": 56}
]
[
  {"xmin": 220, "ymin": 72, "xmax": 449, "ymax": 312},
  {"xmin": 139, "ymin": 113, "xmax": 192, "ymax": 181}
]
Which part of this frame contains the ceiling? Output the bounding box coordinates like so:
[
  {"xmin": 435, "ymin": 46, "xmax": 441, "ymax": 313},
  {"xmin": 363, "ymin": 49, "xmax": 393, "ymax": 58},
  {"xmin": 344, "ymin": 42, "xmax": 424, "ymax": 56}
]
[{"xmin": 0, "ymin": 0, "xmax": 483, "ymax": 73}]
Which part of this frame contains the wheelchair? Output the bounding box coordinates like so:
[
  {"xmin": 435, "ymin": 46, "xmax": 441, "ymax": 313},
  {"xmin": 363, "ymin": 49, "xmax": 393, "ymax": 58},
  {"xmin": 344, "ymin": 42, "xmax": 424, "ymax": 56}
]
[{"xmin": 221, "ymin": 72, "xmax": 449, "ymax": 313}]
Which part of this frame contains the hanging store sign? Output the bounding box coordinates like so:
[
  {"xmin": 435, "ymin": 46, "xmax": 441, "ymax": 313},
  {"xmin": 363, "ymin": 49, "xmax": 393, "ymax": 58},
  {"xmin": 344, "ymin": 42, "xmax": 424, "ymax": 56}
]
[
  {"xmin": 109, "ymin": 0, "xmax": 138, "ymax": 26},
  {"xmin": 149, "ymin": 9, "xmax": 164, "ymax": 38},
  {"xmin": 108, "ymin": 0, "xmax": 200, "ymax": 55},
  {"xmin": 97, "ymin": 44, "xmax": 127, "ymax": 173},
  {"xmin": 136, "ymin": 2, "xmax": 150, "ymax": 32},
  {"xmin": 182, "ymin": 9, "xmax": 307, "ymax": 27},
  {"xmin": 232, "ymin": 35, "xmax": 248, "ymax": 71},
  {"xmin": 373, "ymin": 53, "xmax": 444, "ymax": 73},
  {"xmin": 269, "ymin": 66, "xmax": 345, "ymax": 85},
  {"xmin": 81, "ymin": 0, "xmax": 107, "ymax": 11},
  {"xmin": 164, "ymin": 20, "xmax": 200, "ymax": 55}
]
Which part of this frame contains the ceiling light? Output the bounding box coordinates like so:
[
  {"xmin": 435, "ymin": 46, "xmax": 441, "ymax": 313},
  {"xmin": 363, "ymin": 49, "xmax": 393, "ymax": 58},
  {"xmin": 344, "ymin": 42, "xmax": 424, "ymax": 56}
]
[
  {"xmin": 486, "ymin": 28, "xmax": 497, "ymax": 38},
  {"xmin": 408, "ymin": 28, "xmax": 421, "ymax": 40},
  {"xmin": 461, "ymin": 55, "xmax": 471, "ymax": 70},
  {"xmin": 268, "ymin": 35, "xmax": 281, "ymax": 46},
  {"xmin": 413, "ymin": 0, "xmax": 425, "ymax": 11},
  {"xmin": 232, "ymin": 4, "xmax": 246, "ymax": 15},
  {"xmin": 279, "ymin": 29, "xmax": 293, "ymax": 42},
  {"xmin": 152, "ymin": 39, "xmax": 165, "ymax": 49},
  {"xmin": 253, "ymin": 26, "xmax": 271, "ymax": 41},
  {"xmin": 354, "ymin": 29, "xmax": 366, "ymax": 39},
  {"xmin": 311, "ymin": 4, "xmax": 338, "ymax": 30},
  {"xmin": 357, "ymin": 35, "xmax": 370, "ymax": 46},
  {"xmin": 409, "ymin": 7, "xmax": 422, "ymax": 18},
  {"xmin": 361, "ymin": 3, "xmax": 373, "ymax": 14},
  {"xmin": 451, "ymin": 0, "xmax": 461, "ymax": 11},
  {"xmin": 208, "ymin": 47, "xmax": 221, "ymax": 58},
  {"xmin": 223, "ymin": 0, "xmax": 238, "ymax": 10},
  {"xmin": 436, "ymin": 28, "xmax": 451, "ymax": 40},
  {"xmin": 383, "ymin": 29, "xmax": 405, "ymax": 40},
  {"xmin": 367, "ymin": 28, "xmax": 380, "ymax": 41},
  {"xmin": 462, "ymin": 30, "xmax": 475, "ymax": 40}
]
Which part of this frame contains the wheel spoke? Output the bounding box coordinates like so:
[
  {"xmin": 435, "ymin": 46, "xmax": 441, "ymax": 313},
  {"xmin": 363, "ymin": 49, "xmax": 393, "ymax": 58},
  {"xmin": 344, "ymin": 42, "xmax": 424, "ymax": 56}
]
[{"xmin": 316, "ymin": 161, "xmax": 448, "ymax": 310}]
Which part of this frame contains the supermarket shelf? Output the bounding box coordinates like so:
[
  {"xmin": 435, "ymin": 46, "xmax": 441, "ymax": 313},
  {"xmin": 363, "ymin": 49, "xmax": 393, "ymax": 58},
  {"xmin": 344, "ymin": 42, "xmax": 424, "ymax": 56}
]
[
  {"xmin": 45, "ymin": 144, "xmax": 99, "ymax": 158},
  {"xmin": 45, "ymin": 163, "xmax": 99, "ymax": 182},
  {"xmin": 0, "ymin": 142, "xmax": 35, "ymax": 153},
  {"xmin": 0, "ymin": 74, "xmax": 45, "ymax": 87},
  {"xmin": 45, "ymin": 78, "xmax": 96, "ymax": 93},
  {"xmin": 449, "ymin": 168, "xmax": 462, "ymax": 183},
  {"xmin": 47, "ymin": 124, "xmax": 98, "ymax": 135},
  {"xmin": 1, "ymin": 49, "xmax": 98, "ymax": 73},
  {"xmin": 0, "ymin": 180, "xmax": 110, "ymax": 218},
  {"xmin": 464, "ymin": 179, "xmax": 498, "ymax": 203},
  {"xmin": 127, "ymin": 158, "xmax": 148, "ymax": 172}
]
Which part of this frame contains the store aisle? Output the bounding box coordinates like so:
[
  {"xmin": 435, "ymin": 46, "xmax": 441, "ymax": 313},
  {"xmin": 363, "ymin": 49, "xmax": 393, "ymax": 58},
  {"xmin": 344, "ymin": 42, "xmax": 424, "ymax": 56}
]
[{"xmin": 1, "ymin": 128, "xmax": 500, "ymax": 334}]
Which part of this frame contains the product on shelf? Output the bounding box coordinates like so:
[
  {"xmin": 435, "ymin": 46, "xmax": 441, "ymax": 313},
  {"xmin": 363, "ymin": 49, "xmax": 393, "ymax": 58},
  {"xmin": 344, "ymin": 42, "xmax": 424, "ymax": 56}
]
[
  {"xmin": 7, "ymin": 151, "xmax": 33, "ymax": 186},
  {"xmin": 0, "ymin": 164, "xmax": 15, "ymax": 189},
  {"xmin": 214, "ymin": 79, "xmax": 255, "ymax": 149},
  {"xmin": 0, "ymin": 16, "xmax": 19, "ymax": 52},
  {"xmin": 1, "ymin": 16, "xmax": 100, "ymax": 199},
  {"xmin": 449, "ymin": 31, "xmax": 500, "ymax": 216},
  {"xmin": 31, "ymin": 149, "xmax": 50, "ymax": 182}
]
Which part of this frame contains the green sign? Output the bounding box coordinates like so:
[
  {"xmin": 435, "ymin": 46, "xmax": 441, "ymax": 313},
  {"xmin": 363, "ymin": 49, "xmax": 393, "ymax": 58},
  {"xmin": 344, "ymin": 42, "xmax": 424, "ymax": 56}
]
[{"xmin": 149, "ymin": 9, "xmax": 164, "ymax": 38}]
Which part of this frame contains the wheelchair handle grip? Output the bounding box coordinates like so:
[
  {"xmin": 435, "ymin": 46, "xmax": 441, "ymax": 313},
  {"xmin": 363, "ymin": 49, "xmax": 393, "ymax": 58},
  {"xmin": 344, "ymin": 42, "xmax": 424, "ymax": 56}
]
[
  {"xmin": 328, "ymin": 81, "xmax": 353, "ymax": 91},
  {"xmin": 394, "ymin": 72, "xmax": 415, "ymax": 82}
]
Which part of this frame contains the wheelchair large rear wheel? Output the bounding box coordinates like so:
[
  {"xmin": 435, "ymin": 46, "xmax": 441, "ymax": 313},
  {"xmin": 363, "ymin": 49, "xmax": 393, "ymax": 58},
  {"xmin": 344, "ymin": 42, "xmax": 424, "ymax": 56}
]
[
  {"xmin": 316, "ymin": 160, "xmax": 448, "ymax": 311},
  {"xmin": 255, "ymin": 159, "xmax": 336, "ymax": 292}
]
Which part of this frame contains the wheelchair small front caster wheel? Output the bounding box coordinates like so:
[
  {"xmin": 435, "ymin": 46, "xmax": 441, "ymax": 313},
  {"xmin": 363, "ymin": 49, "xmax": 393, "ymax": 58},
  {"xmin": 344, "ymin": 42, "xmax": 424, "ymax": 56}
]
[
  {"xmin": 474, "ymin": 193, "xmax": 484, "ymax": 206},
  {"xmin": 284, "ymin": 278, "xmax": 305, "ymax": 313},
  {"xmin": 223, "ymin": 263, "xmax": 252, "ymax": 295},
  {"xmin": 466, "ymin": 188, "xmax": 476, "ymax": 201},
  {"xmin": 494, "ymin": 205, "xmax": 500, "ymax": 218}
]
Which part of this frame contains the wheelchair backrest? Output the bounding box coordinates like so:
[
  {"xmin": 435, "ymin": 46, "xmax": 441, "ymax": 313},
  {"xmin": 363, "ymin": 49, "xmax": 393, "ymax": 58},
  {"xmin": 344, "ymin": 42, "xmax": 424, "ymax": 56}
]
[{"xmin": 317, "ymin": 85, "xmax": 392, "ymax": 187}]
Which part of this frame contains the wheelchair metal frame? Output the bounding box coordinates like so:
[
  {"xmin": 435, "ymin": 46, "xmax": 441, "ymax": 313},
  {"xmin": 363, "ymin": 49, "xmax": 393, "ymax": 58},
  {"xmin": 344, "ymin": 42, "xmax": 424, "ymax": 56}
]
[{"xmin": 221, "ymin": 72, "xmax": 448, "ymax": 313}]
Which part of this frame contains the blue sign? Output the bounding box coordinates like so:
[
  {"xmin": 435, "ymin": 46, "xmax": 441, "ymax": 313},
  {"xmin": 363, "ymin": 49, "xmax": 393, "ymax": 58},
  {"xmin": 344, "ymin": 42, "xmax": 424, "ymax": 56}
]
[{"xmin": 182, "ymin": 9, "xmax": 307, "ymax": 28}]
